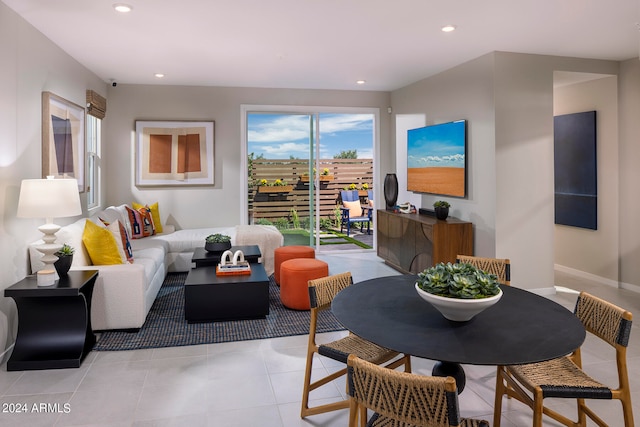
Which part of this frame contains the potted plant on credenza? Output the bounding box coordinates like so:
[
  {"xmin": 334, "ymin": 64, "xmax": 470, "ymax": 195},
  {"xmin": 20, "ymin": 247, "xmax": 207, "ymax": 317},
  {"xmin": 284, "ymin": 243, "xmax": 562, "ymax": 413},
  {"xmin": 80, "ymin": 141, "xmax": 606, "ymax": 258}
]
[{"xmin": 433, "ymin": 200, "xmax": 450, "ymax": 220}]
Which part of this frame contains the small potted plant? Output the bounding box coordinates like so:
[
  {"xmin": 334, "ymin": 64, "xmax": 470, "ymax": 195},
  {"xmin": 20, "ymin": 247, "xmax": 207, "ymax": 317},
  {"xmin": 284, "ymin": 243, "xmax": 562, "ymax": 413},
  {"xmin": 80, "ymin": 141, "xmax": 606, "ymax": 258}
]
[
  {"xmin": 433, "ymin": 200, "xmax": 450, "ymax": 220},
  {"xmin": 205, "ymin": 233, "xmax": 232, "ymax": 253},
  {"xmin": 54, "ymin": 243, "xmax": 74, "ymax": 276}
]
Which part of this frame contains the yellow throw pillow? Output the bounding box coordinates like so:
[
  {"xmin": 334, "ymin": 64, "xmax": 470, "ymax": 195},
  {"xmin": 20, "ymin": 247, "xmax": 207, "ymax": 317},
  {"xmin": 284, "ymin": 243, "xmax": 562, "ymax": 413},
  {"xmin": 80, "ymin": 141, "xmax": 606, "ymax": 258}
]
[
  {"xmin": 132, "ymin": 202, "xmax": 163, "ymax": 233},
  {"xmin": 343, "ymin": 200, "xmax": 363, "ymax": 218},
  {"xmin": 82, "ymin": 220, "xmax": 125, "ymax": 265}
]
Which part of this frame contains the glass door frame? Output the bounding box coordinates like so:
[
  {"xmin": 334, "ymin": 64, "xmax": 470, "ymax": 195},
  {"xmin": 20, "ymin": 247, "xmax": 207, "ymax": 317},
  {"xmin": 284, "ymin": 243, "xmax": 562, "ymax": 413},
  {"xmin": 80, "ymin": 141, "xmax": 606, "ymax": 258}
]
[{"xmin": 240, "ymin": 104, "xmax": 381, "ymax": 251}]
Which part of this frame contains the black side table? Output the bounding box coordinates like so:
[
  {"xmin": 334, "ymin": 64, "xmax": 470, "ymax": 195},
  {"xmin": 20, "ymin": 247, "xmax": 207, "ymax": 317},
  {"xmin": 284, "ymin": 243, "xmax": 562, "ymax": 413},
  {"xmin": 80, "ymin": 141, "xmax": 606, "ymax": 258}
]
[{"xmin": 5, "ymin": 270, "xmax": 99, "ymax": 371}]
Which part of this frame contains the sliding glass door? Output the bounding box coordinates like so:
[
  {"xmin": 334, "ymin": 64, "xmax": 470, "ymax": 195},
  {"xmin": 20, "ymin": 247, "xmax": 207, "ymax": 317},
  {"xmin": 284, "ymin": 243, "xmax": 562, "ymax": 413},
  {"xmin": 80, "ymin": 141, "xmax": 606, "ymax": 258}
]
[{"xmin": 243, "ymin": 106, "xmax": 376, "ymax": 252}]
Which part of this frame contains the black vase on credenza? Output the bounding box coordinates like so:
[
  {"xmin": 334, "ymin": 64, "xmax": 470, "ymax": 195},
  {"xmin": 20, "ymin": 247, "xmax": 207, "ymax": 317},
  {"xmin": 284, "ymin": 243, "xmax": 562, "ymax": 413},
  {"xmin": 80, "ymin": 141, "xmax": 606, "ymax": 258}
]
[{"xmin": 383, "ymin": 173, "xmax": 398, "ymax": 210}]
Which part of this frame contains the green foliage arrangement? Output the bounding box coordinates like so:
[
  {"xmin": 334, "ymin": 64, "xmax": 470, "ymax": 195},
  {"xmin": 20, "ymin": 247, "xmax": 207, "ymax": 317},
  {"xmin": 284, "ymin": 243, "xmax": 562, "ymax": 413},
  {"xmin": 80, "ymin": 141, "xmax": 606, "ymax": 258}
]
[
  {"xmin": 205, "ymin": 233, "xmax": 231, "ymax": 243},
  {"xmin": 416, "ymin": 262, "xmax": 500, "ymax": 299},
  {"xmin": 55, "ymin": 243, "xmax": 75, "ymax": 256},
  {"xmin": 433, "ymin": 200, "xmax": 451, "ymax": 209}
]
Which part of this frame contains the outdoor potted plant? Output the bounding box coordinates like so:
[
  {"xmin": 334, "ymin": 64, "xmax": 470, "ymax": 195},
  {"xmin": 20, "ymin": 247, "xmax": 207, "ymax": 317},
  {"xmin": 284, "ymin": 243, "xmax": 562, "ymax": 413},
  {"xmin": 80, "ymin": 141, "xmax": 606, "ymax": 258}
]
[
  {"xmin": 433, "ymin": 200, "xmax": 450, "ymax": 220},
  {"xmin": 415, "ymin": 262, "xmax": 502, "ymax": 321},
  {"xmin": 319, "ymin": 168, "xmax": 333, "ymax": 181},
  {"xmin": 205, "ymin": 233, "xmax": 232, "ymax": 253},
  {"xmin": 257, "ymin": 178, "xmax": 294, "ymax": 193},
  {"xmin": 53, "ymin": 243, "xmax": 74, "ymax": 276}
]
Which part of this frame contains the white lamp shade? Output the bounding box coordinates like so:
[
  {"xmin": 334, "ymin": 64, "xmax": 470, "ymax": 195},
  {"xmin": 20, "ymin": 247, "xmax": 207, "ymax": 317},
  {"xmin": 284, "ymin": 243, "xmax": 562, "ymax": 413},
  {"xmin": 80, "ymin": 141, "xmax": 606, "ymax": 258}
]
[{"xmin": 17, "ymin": 178, "xmax": 82, "ymax": 219}]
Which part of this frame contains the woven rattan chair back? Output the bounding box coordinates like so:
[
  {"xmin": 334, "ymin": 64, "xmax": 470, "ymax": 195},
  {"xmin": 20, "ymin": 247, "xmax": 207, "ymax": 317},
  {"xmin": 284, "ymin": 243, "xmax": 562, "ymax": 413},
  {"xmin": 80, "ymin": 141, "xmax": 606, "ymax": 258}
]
[
  {"xmin": 456, "ymin": 255, "xmax": 511, "ymax": 285},
  {"xmin": 575, "ymin": 292, "xmax": 632, "ymax": 348},
  {"xmin": 308, "ymin": 271, "xmax": 353, "ymax": 311},
  {"xmin": 347, "ymin": 355, "xmax": 488, "ymax": 427}
]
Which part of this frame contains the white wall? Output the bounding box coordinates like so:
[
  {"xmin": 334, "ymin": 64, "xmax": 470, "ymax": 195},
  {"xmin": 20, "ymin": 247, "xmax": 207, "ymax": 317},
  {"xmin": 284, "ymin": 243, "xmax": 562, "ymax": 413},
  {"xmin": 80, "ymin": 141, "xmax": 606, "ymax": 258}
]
[
  {"xmin": 493, "ymin": 53, "xmax": 619, "ymax": 289},
  {"xmin": 105, "ymin": 86, "xmax": 392, "ymax": 229},
  {"xmin": 391, "ymin": 53, "xmax": 498, "ymax": 258},
  {"xmin": 395, "ymin": 114, "xmax": 425, "ymax": 208},
  {"xmin": 618, "ymin": 59, "xmax": 640, "ymax": 292},
  {"xmin": 553, "ymin": 76, "xmax": 619, "ymax": 284},
  {"xmin": 0, "ymin": 2, "xmax": 107, "ymax": 359},
  {"xmin": 391, "ymin": 52, "xmax": 622, "ymax": 289}
]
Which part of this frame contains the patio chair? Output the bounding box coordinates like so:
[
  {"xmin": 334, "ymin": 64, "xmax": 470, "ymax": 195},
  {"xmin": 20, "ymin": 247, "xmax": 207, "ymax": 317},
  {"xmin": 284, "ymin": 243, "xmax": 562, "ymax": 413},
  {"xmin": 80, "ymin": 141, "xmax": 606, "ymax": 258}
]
[
  {"xmin": 456, "ymin": 255, "xmax": 511, "ymax": 285},
  {"xmin": 347, "ymin": 354, "xmax": 489, "ymax": 427},
  {"xmin": 340, "ymin": 190, "xmax": 371, "ymax": 236},
  {"xmin": 301, "ymin": 272, "xmax": 411, "ymax": 420},
  {"xmin": 493, "ymin": 291, "xmax": 634, "ymax": 427}
]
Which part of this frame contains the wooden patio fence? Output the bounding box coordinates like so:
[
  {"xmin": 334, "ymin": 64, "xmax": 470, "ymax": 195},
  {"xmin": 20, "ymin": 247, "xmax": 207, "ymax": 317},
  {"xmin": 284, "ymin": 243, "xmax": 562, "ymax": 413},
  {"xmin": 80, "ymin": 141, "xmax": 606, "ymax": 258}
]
[{"xmin": 248, "ymin": 158, "xmax": 373, "ymax": 223}]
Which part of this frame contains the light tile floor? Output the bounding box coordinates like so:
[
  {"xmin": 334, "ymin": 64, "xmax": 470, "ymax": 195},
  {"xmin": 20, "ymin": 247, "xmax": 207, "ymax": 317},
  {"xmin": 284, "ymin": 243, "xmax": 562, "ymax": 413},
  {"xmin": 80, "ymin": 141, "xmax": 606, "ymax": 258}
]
[{"xmin": 0, "ymin": 251, "xmax": 638, "ymax": 426}]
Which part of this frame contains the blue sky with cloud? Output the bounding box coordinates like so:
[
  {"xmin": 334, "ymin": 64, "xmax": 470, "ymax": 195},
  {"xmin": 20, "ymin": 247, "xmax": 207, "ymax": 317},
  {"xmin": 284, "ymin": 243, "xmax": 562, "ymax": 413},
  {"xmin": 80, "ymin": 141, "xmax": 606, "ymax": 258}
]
[
  {"xmin": 407, "ymin": 120, "xmax": 466, "ymax": 168},
  {"xmin": 247, "ymin": 113, "xmax": 374, "ymax": 159}
]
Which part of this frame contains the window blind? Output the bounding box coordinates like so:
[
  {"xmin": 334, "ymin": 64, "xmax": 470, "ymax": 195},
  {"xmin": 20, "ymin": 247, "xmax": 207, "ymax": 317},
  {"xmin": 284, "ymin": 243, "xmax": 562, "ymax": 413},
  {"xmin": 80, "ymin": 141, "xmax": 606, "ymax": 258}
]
[{"xmin": 86, "ymin": 90, "xmax": 106, "ymax": 119}]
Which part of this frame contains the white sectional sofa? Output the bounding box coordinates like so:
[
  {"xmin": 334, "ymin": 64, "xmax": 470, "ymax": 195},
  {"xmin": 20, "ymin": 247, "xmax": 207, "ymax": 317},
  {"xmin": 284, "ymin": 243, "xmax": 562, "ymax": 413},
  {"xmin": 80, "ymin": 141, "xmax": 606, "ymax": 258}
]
[{"xmin": 29, "ymin": 204, "xmax": 283, "ymax": 331}]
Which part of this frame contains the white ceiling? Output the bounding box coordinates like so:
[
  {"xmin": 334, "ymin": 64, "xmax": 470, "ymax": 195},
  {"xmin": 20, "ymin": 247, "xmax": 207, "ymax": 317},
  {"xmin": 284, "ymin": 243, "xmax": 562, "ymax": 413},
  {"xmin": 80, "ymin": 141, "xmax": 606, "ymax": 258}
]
[{"xmin": 4, "ymin": 0, "xmax": 639, "ymax": 91}]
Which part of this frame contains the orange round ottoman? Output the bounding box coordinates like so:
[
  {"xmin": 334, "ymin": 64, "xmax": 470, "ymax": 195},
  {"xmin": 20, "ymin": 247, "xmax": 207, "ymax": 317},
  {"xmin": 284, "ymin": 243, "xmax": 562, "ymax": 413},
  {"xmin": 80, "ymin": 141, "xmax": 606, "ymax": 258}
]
[
  {"xmin": 274, "ymin": 245, "xmax": 315, "ymax": 285},
  {"xmin": 280, "ymin": 258, "xmax": 328, "ymax": 310}
]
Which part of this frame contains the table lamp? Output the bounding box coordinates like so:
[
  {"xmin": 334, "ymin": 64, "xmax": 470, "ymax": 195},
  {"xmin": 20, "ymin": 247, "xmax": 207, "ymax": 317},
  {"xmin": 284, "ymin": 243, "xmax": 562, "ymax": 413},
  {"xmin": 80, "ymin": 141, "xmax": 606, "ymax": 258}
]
[{"xmin": 17, "ymin": 176, "xmax": 82, "ymax": 284}]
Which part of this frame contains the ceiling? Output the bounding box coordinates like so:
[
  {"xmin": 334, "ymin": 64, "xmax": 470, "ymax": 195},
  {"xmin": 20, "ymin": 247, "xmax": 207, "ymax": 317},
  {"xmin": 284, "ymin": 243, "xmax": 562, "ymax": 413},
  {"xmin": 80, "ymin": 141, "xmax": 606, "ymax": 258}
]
[{"xmin": 4, "ymin": 0, "xmax": 639, "ymax": 91}]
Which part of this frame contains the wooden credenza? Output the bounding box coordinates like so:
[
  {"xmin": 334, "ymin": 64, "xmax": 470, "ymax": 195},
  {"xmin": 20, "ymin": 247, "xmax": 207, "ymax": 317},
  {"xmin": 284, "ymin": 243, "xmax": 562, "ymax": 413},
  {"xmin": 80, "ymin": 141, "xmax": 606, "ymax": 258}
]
[{"xmin": 377, "ymin": 210, "xmax": 473, "ymax": 274}]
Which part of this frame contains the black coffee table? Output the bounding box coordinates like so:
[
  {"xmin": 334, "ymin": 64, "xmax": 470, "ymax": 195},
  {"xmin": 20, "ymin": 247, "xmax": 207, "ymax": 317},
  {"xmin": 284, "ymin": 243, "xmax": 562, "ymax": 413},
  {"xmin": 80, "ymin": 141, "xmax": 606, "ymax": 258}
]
[
  {"xmin": 191, "ymin": 245, "xmax": 261, "ymax": 268},
  {"xmin": 332, "ymin": 274, "xmax": 585, "ymax": 392},
  {"xmin": 184, "ymin": 263, "xmax": 269, "ymax": 322}
]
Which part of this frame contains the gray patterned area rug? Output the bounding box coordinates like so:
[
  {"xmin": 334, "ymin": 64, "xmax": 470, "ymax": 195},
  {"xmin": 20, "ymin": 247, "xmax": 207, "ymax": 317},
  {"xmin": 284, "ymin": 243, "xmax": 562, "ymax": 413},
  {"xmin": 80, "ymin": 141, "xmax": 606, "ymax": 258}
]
[{"xmin": 94, "ymin": 272, "xmax": 345, "ymax": 351}]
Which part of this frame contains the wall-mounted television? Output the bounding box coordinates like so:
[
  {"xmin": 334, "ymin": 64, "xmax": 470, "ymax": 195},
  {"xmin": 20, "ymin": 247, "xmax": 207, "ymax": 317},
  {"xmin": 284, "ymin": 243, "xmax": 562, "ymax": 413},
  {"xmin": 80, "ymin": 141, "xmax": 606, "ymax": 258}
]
[{"xmin": 407, "ymin": 120, "xmax": 467, "ymax": 197}]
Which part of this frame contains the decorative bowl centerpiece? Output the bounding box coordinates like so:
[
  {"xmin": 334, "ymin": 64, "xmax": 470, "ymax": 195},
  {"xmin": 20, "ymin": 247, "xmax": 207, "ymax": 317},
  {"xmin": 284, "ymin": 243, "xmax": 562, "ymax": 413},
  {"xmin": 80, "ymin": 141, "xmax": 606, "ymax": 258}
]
[
  {"xmin": 204, "ymin": 233, "xmax": 232, "ymax": 253},
  {"xmin": 415, "ymin": 262, "xmax": 502, "ymax": 321}
]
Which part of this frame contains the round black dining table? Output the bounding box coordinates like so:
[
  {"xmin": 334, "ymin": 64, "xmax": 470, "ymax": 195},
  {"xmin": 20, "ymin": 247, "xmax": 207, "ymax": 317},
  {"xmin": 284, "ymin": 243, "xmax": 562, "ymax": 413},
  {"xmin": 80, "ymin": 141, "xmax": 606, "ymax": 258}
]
[{"xmin": 331, "ymin": 274, "xmax": 585, "ymax": 392}]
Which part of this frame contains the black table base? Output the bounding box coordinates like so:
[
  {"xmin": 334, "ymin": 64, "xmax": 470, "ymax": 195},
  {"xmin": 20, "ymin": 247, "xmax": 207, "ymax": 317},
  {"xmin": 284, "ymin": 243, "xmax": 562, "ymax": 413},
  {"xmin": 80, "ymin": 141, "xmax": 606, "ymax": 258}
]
[{"xmin": 432, "ymin": 361, "xmax": 466, "ymax": 393}]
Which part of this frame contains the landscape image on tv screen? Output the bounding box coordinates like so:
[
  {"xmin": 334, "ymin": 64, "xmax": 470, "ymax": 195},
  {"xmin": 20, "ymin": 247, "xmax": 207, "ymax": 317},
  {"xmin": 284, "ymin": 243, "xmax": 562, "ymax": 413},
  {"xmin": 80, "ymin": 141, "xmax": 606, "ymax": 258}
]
[{"xmin": 407, "ymin": 120, "xmax": 466, "ymax": 197}]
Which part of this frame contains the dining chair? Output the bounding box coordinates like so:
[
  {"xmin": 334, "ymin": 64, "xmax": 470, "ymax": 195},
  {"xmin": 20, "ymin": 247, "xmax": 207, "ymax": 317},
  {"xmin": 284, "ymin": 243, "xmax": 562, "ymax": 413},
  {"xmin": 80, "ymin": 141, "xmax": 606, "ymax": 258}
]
[
  {"xmin": 456, "ymin": 255, "xmax": 511, "ymax": 285},
  {"xmin": 346, "ymin": 354, "xmax": 490, "ymax": 427},
  {"xmin": 493, "ymin": 291, "xmax": 634, "ymax": 427},
  {"xmin": 301, "ymin": 272, "xmax": 411, "ymax": 420}
]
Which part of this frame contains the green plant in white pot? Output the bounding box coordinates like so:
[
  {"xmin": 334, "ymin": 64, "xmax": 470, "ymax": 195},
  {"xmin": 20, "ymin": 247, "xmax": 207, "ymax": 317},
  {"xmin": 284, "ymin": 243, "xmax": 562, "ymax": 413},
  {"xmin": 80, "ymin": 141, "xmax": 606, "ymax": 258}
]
[{"xmin": 415, "ymin": 262, "xmax": 502, "ymax": 321}]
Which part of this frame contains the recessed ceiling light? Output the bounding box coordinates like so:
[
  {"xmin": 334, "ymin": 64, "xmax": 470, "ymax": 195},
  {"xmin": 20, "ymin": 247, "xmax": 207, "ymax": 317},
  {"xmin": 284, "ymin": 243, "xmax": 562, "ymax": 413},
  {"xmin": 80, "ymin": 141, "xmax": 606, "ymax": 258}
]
[
  {"xmin": 441, "ymin": 25, "xmax": 456, "ymax": 32},
  {"xmin": 154, "ymin": 73, "xmax": 165, "ymax": 78},
  {"xmin": 356, "ymin": 80, "xmax": 366, "ymax": 85},
  {"xmin": 113, "ymin": 3, "xmax": 133, "ymax": 13}
]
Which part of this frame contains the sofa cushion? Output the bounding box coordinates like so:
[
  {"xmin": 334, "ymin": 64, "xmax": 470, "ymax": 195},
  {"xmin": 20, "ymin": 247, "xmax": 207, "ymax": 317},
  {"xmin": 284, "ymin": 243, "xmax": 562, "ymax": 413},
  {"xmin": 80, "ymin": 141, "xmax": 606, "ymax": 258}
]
[
  {"xmin": 82, "ymin": 220, "xmax": 125, "ymax": 265},
  {"xmin": 132, "ymin": 201, "xmax": 163, "ymax": 234},
  {"xmin": 343, "ymin": 200, "xmax": 363, "ymax": 218},
  {"xmin": 125, "ymin": 206, "xmax": 156, "ymax": 239},
  {"xmin": 100, "ymin": 218, "xmax": 134, "ymax": 263}
]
